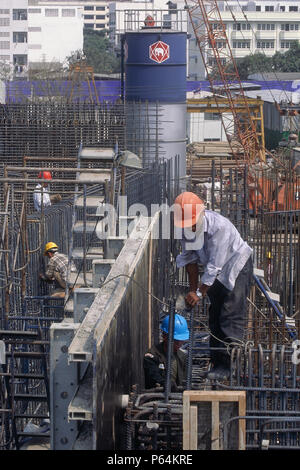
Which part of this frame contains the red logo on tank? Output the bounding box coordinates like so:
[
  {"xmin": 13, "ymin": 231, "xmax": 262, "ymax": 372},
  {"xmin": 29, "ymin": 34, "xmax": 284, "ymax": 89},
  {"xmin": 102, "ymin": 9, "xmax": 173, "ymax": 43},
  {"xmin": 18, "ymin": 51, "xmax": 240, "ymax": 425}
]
[{"xmin": 149, "ymin": 41, "xmax": 170, "ymax": 64}]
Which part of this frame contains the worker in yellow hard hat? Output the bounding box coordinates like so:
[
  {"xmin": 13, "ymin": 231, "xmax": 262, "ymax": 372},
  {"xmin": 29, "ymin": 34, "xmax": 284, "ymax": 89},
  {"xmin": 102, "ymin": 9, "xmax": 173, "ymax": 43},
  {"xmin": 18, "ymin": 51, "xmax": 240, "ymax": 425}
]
[
  {"xmin": 39, "ymin": 242, "xmax": 77, "ymax": 298},
  {"xmin": 174, "ymin": 191, "xmax": 253, "ymax": 381}
]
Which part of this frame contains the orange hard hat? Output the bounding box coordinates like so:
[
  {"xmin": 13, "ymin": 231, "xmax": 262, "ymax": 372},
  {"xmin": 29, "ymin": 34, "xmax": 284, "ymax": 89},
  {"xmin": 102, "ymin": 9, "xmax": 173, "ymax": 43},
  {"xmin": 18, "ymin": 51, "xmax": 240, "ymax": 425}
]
[
  {"xmin": 38, "ymin": 171, "xmax": 52, "ymax": 180},
  {"xmin": 174, "ymin": 192, "xmax": 205, "ymax": 228},
  {"xmin": 144, "ymin": 15, "xmax": 155, "ymax": 27}
]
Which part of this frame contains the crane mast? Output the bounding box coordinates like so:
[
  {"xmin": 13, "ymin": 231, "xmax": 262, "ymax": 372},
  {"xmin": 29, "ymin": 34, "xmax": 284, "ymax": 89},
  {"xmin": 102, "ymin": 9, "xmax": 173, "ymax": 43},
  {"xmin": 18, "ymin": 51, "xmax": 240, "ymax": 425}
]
[{"xmin": 185, "ymin": 0, "xmax": 265, "ymax": 163}]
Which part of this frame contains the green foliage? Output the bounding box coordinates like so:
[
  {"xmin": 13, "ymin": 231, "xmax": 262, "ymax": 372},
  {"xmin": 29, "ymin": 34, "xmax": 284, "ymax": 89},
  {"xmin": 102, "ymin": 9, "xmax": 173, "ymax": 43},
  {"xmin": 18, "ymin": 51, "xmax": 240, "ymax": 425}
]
[
  {"xmin": 221, "ymin": 41, "xmax": 300, "ymax": 79},
  {"xmin": 83, "ymin": 29, "xmax": 120, "ymax": 74}
]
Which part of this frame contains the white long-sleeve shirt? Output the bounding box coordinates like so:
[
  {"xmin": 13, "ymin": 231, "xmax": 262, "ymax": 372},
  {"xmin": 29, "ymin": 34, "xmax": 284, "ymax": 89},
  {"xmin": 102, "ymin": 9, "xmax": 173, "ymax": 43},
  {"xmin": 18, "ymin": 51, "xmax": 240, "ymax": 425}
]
[
  {"xmin": 176, "ymin": 210, "xmax": 253, "ymax": 291},
  {"xmin": 33, "ymin": 184, "xmax": 51, "ymax": 212}
]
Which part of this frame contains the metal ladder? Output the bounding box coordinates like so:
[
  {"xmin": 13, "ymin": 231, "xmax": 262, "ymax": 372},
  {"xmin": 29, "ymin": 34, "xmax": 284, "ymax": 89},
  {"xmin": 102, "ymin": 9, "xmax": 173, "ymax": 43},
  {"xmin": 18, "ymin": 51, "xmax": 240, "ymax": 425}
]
[
  {"xmin": 0, "ymin": 328, "xmax": 50, "ymax": 450},
  {"xmin": 253, "ymin": 268, "xmax": 297, "ymax": 340},
  {"xmin": 65, "ymin": 145, "xmax": 115, "ymax": 314}
]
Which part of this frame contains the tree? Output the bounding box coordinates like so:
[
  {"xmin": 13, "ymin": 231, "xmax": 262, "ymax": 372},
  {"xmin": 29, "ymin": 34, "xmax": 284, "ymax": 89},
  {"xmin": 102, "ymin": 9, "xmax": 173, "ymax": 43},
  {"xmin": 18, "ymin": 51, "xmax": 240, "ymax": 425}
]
[
  {"xmin": 210, "ymin": 53, "xmax": 273, "ymax": 80},
  {"xmin": 272, "ymin": 41, "xmax": 300, "ymax": 72},
  {"xmin": 82, "ymin": 29, "xmax": 120, "ymax": 74}
]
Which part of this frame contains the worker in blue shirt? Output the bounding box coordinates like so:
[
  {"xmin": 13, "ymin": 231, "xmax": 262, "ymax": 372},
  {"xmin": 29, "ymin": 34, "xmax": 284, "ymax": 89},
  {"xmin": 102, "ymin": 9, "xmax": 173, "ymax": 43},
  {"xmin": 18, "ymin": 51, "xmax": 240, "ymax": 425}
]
[{"xmin": 174, "ymin": 192, "xmax": 253, "ymax": 381}]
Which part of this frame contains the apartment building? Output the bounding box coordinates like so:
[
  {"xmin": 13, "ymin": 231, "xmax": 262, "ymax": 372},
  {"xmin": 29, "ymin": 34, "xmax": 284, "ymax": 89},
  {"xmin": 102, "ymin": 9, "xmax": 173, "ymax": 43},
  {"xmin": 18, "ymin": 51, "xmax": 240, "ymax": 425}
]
[
  {"xmin": 0, "ymin": 0, "xmax": 29, "ymax": 77},
  {"xmin": 27, "ymin": 1, "xmax": 84, "ymax": 66},
  {"xmin": 189, "ymin": 1, "xmax": 300, "ymax": 79},
  {"xmin": 81, "ymin": 1, "xmax": 109, "ymax": 31}
]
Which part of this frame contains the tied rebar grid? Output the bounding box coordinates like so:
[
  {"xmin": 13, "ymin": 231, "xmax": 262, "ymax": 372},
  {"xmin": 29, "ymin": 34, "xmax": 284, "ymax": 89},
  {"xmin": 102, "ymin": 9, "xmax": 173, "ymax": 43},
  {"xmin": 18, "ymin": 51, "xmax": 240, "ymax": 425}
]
[{"xmin": 124, "ymin": 340, "xmax": 300, "ymax": 450}]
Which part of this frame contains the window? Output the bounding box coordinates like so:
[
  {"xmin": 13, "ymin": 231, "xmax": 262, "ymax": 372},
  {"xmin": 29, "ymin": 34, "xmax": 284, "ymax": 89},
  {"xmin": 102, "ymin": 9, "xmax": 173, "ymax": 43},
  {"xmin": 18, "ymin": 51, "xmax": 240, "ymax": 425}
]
[
  {"xmin": 208, "ymin": 57, "xmax": 226, "ymax": 66},
  {"xmin": 256, "ymin": 6, "xmax": 261, "ymax": 11},
  {"xmin": 258, "ymin": 24, "xmax": 275, "ymax": 31},
  {"xmin": 84, "ymin": 15, "xmax": 94, "ymax": 20},
  {"xmin": 84, "ymin": 6, "xmax": 94, "ymax": 10},
  {"xmin": 13, "ymin": 32, "xmax": 27, "ymax": 43},
  {"xmin": 13, "ymin": 55, "xmax": 27, "ymax": 66},
  {"xmin": 96, "ymin": 15, "xmax": 105, "ymax": 19},
  {"xmin": 13, "ymin": 9, "xmax": 27, "ymax": 21},
  {"xmin": 45, "ymin": 9, "xmax": 59, "ymax": 17},
  {"xmin": 96, "ymin": 7, "xmax": 105, "ymax": 11},
  {"xmin": 96, "ymin": 24, "xmax": 105, "ymax": 28},
  {"xmin": 204, "ymin": 113, "xmax": 220, "ymax": 121},
  {"xmin": 212, "ymin": 23, "xmax": 226, "ymax": 30},
  {"xmin": 209, "ymin": 40, "xmax": 226, "ymax": 49},
  {"xmin": 0, "ymin": 55, "xmax": 9, "ymax": 61},
  {"xmin": 0, "ymin": 42, "xmax": 10, "ymax": 50},
  {"xmin": 281, "ymin": 24, "xmax": 299, "ymax": 31},
  {"xmin": 265, "ymin": 6, "xmax": 274, "ymax": 12},
  {"xmin": 28, "ymin": 9, "xmax": 41, "ymax": 14},
  {"xmin": 84, "ymin": 23, "xmax": 94, "ymax": 28},
  {"xmin": 13, "ymin": 54, "xmax": 27, "ymax": 73},
  {"xmin": 280, "ymin": 6, "xmax": 285, "ymax": 12},
  {"xmin": 281, "ymin": 41, "xmax": 294, "ymax": 49},
  {"xmin": 0, "ymin": 32, "xmax": 9, "ymax": 37},
  {"xmin": 289, "ymin": 6, "xmax": 298, "ymax": 12},
  {"xmin": 0, "ymin": 18, "xmax": 9, "ymax": 26},
  {"xmin": 233, "ymin": 23, "xmax": 250, "ymax": 31},
  {"xmin": 232, "ymin": 41, "xmax": 250, "ymax": 49},
  {"xmin": 62, "ymin": 9, "xmax": 75, "ymax": 17},
  {"xmin": 28, "ymin": 27, "xmax": 41, "ymax": 32},
  {"xmin": 257, "ymin": 41, "xmax": 274, "ymax": 49},
  {"xmin": 0, "ymin": 9, "xmax": 9, "ymax": 14}
]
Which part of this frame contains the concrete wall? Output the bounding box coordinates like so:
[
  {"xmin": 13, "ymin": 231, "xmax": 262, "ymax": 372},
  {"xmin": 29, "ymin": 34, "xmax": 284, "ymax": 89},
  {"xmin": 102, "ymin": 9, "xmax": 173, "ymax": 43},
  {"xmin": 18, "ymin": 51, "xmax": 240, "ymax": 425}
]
[{"xmin": 68, "ymin": 214, "xmax": 162, "ymax": 449}]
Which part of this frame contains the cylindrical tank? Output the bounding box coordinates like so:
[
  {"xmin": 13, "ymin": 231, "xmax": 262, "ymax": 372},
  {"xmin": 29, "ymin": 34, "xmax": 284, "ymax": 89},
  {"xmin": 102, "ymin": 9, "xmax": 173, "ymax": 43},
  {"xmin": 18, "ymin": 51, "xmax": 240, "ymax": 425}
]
[{"xmin": 124, "ymin": 30, "xmax": 187, "ymax": 187}]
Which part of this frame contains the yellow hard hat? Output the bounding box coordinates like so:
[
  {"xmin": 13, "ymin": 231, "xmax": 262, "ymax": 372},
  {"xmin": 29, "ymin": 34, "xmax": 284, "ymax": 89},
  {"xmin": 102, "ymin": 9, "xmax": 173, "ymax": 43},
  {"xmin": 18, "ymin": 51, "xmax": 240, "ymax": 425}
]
[
  {"xmin": 44, "ymin": 242, "xmax": 58, "ymax": 256},
  {"xmin": 266, "ymin": 251, "xmax": 272, "ymax": 259}
]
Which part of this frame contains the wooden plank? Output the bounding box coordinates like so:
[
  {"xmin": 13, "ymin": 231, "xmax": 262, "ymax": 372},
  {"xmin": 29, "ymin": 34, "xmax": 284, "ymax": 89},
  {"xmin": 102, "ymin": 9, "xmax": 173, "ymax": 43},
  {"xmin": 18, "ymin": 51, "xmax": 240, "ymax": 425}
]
[
  {"xmin": 189, "ymin": 406, "xmax": 198, "ymax": 450},
  {"xmin": 183, "ymin": 391, "xmax": 246, "ymax": 450},
  {"xmin": 238, "ymin": 396, "xmax": 246, "ymax": 450},
  {"xmin": 182, "ymin": 393, "xmax": 190, "ymax": 450},
  {"xmin": 211, "ymin": 401, "xmax": 220, "ymax": 450},
  {"xmin": 187, "ymin": 390, "xmax": 244, "ymax": 402}
]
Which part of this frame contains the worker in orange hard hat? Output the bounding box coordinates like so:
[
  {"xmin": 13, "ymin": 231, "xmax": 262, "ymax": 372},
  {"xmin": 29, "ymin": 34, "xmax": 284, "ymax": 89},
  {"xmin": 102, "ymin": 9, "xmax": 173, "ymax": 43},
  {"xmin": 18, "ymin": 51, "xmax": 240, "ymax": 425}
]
[
  {"xmin": 33, "ymin": 171, "xmax": 62, "ymax": 212},
  {"xmin": 174, "ymin": 191, "xmax": 253, "ymax": 381}
]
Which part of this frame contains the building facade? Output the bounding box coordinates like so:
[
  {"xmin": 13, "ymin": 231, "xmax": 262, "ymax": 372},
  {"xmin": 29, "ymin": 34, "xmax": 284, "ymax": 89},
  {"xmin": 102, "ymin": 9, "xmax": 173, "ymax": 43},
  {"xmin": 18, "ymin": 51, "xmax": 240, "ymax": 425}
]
[
  {"xmin": 189, "ymin": 0, "xmax": 300, "ymax": 79},
  {"xmin": 0, "ymin": 0, "xmax": 29, "ymax": 78},
  {"xmin": 28, "ymin": 1, "xmax": 84, "ymax": 66}
]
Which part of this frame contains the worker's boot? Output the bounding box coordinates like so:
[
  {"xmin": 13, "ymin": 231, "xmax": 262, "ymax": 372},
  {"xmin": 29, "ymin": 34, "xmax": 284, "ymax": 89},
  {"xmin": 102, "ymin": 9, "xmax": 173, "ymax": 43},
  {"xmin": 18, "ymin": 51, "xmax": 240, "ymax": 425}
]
[{"xmin": 206, "ymin": 364, "xmax": 230, "ymax": 381}]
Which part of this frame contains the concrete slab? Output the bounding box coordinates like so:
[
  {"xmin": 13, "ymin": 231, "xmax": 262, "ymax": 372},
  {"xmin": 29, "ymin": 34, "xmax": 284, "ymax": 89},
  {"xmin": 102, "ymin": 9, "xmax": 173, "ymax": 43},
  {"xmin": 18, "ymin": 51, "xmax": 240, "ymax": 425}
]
[
  {"xmin": 72, "ymin": 247, "xmax": 104, "ymax": 259},
  {"xmin": 73, "ymin": 221, "xmax": 102, "ymax": 233},
  {"xmin": 80, "ymin": 147, "xmax": 114, "ymax": 160},
  {"xmin": 78, "ymin": 172, "xmax": 111, "ymax": 183},
  {"xmin": 75, "ymin": 196, "xmax": 104, "ymax": 208}
]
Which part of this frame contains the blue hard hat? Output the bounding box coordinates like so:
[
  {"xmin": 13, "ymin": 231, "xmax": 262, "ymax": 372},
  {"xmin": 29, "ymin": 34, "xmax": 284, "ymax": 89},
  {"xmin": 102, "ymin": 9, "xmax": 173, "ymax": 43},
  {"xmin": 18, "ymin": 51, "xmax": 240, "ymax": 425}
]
[{"xmin": 161, "ymin": 314, "xmax": 189, "ymax": 341}]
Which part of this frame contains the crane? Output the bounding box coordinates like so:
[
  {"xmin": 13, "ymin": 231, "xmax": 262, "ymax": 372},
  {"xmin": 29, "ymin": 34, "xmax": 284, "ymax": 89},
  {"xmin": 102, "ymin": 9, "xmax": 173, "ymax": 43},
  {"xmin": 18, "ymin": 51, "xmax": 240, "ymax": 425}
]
[{"xmin": 185, "ymin": 0, "xmax": 265, "ymax": 164}]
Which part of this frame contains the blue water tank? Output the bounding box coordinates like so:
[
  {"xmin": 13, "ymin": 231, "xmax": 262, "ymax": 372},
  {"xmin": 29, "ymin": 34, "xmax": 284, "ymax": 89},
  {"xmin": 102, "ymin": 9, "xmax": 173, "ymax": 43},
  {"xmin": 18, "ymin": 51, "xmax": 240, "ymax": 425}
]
[{"xmin": 125, "ymin": 31, "xmax": 186, "ymax": 103}]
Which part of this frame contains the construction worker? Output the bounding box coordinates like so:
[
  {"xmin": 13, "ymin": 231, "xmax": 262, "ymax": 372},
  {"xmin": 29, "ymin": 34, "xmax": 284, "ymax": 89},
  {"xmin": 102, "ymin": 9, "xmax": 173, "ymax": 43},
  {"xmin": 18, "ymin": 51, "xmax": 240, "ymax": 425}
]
[
  {"xmin": 33, "ymin": 171, "xmax": 61, "ymax": 212},
  {"xmin": 143, "ymin": 314, "xmax": 189, "ymax": 391},
  {"xmin": 174, "ymin": 191, "xmax": 253, "ymax": 381},
  {"xmin": 40, "ymin": 242, "xmax": 77, "ymax": 298}
]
